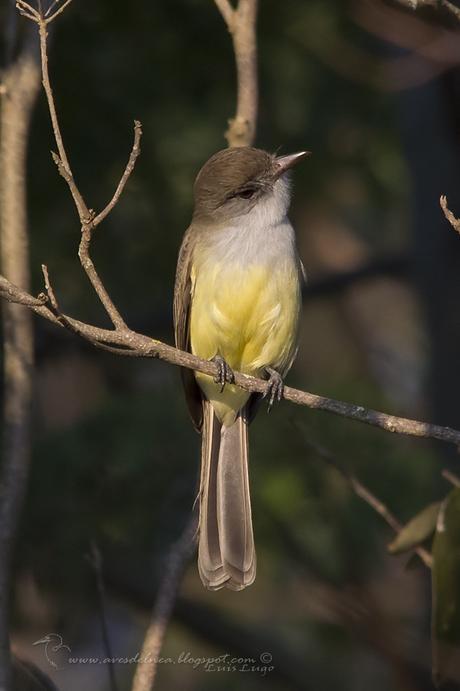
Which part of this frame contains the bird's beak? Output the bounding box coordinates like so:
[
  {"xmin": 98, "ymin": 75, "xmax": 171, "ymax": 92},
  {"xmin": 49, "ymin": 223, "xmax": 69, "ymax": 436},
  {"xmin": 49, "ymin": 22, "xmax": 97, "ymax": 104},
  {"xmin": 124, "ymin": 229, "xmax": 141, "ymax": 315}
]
[{"xmin": 273, "ymin": 151, "xmax": 310, "ymax": 179}]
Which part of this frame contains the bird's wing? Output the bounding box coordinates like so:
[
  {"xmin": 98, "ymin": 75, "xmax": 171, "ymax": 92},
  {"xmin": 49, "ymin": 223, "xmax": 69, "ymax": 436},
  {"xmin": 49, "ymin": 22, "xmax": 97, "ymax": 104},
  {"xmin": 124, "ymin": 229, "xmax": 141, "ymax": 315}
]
[{"xmin": 173, "ymin": 225, "xmax": 203, "ymax": 431}]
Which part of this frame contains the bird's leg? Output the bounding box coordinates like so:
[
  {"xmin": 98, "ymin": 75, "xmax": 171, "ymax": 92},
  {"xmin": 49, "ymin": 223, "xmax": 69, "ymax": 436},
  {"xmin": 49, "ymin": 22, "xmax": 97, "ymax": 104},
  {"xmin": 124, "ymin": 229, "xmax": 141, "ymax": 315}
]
[
  {"xmin": 211, "ymin": 354, "xmax": 235, "ymax": 392},
  {"xmin": 263, "ymin": 366, "xmax": 284, "ymax": 412}
]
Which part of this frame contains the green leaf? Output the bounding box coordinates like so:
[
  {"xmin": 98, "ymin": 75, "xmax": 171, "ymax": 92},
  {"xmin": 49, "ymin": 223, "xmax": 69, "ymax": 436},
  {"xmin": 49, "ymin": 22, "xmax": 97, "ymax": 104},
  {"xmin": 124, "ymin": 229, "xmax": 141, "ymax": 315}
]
[
  {"xmin": 387, "ymin": 502, "xmax": 440, "ymax": 555},
  {"xmin": 432, "ymin": 488, "xmax": 460, "ymax": 686}
]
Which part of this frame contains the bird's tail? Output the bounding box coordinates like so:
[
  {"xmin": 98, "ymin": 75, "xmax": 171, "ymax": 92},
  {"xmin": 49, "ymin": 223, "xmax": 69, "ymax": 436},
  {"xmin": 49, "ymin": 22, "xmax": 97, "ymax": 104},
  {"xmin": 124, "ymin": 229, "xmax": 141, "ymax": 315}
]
[{"xmin": 198, "ymin": 399, "xmax": 256, "ymax": 590}]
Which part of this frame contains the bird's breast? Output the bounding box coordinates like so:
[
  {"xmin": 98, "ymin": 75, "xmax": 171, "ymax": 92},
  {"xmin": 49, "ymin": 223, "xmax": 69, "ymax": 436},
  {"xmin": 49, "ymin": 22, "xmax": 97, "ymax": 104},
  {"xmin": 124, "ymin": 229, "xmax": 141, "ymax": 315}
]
[{"xmin": 190, "ymin": 220, "xmax": 301, "ymax": 376}]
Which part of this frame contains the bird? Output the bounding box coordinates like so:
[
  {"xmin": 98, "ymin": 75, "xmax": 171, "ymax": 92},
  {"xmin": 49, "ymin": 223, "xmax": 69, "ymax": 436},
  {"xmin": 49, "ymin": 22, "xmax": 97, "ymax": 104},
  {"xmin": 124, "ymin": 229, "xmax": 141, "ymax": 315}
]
[{"xmin": 173, "ymin": 146, "xmax": 308, "ymax": 590}]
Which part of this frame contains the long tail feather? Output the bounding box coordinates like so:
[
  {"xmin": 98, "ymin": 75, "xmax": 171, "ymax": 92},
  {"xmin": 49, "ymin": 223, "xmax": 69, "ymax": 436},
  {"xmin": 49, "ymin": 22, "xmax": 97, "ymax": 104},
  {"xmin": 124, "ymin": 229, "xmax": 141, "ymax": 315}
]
[{"xmin": 198, "ymin": 401, "xmax": 256, "ymax": 590}]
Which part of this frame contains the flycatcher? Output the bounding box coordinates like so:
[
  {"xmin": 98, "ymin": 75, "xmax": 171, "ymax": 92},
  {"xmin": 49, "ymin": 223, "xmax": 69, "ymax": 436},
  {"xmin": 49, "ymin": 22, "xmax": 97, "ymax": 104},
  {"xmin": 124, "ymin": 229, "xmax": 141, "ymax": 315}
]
[{"xmin": 174, "ymin": 146, "xmax": 307, "ymax": 590}]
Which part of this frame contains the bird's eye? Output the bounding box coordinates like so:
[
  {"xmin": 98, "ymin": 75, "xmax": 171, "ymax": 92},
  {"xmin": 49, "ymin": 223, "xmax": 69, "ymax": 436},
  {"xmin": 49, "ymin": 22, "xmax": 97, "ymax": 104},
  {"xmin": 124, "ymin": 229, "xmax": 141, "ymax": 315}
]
[{"xmin": 237, "ymin": 187, "xmax": 256, "ymax": 200}]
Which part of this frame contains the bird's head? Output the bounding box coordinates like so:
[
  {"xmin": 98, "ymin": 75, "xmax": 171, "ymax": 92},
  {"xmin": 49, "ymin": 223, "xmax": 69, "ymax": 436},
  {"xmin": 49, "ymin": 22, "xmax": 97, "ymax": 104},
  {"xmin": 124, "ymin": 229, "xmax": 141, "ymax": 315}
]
[{"xmin": 192, "ymin": 146, "xmax": 309, "ymax": 226}]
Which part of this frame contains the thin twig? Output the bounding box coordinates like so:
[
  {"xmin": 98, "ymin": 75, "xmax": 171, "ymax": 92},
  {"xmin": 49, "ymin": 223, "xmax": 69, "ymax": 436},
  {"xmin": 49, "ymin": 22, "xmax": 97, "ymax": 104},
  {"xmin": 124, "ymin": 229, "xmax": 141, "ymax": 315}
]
[
  {"xmin": 441, "ymin": 468, "xmax": 460, "ymax": 487},
  {"xmin": 88, "ymin": 542, "xmax": 118, "ymax": 691},
  {"xmin": 44, "ymin": 0, "xmax": 60, "ymax": 17},
  {"xmin": 299, "ymin": 433, "xmax": 433, "ymax": 568},
  {"xmin": 440, "ymin": 194, "xmax": 460, "ymax": 234},
  {"xmin": 18, "ymin": 3, "xmax": 135, "ymax": 331},
  {"xmin": 45, "ymin": 0, "xmax": 73, "ymax": 24},
  {"xmin": 131, "ymin": 516, "xmax": 197, "ymax": 691},
  {"xmin": 15, "ymin": 0, "xmax": 40, "ymax": 20},
  {"xmin": 92, "ymin": 121, "xmax": 142, "ymax": 228},
  {"xmin": 35, "ymin": 13, "xmax": 89, "ymax": 219},
  {"xmin": 41, "ymin": 264, "xmax": 59, "ymax": 311},
  {"xmin": 214, "ymin": 0, "xmax": 258, "ymax": 146}
]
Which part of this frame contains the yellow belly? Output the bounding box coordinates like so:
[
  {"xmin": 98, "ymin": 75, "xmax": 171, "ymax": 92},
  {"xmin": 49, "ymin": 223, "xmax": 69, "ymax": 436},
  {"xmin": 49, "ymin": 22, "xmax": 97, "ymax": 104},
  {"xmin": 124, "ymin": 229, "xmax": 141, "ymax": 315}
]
[{"xmin": 190, "ymin": 259, "xmax": 300, "ymax": 425}]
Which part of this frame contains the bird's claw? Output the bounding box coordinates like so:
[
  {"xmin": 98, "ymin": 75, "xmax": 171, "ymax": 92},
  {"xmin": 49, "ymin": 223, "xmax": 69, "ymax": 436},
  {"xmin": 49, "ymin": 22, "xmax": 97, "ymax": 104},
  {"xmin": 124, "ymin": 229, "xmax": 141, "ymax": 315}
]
[
  {"xmin": 263, "ymin": 367, "xmax": 284, "ymax": 412},
  {"xmin": 212, "ymin": 355, "xmax": 234, "ymax": 392}
]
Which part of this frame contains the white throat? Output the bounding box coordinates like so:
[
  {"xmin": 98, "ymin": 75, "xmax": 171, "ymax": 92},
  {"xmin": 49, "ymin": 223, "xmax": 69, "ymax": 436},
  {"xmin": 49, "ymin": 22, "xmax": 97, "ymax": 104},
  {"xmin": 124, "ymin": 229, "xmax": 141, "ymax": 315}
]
[{"xmin": 204, "ymin": 176, "xmax": 295, "ymax": 266}]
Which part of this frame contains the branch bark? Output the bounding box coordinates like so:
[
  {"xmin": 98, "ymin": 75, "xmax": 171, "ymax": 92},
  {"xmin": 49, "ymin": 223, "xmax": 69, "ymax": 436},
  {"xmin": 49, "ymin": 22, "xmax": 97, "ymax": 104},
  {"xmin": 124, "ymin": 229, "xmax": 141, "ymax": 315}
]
[
  {"xmin": 131, "ymin": 517, "xmax": 197, "ymax": 691},
  {"xmin": 300, "ymin": 433, "xmax": 433, "ymax": 568},
  {"xmin": 440, "ymin": 194, "xmax": 460, "ymax": 234},
  {"xmin": 3, "ymin": 269, "xmax": 460, "ymax": 449},
  {"xmin": 214, "ymin": 0, "xmax": 258, "ymax": 147},
  {"xmin": 0, "ymin": 9, "xmax": 40, "ymax": 689}
]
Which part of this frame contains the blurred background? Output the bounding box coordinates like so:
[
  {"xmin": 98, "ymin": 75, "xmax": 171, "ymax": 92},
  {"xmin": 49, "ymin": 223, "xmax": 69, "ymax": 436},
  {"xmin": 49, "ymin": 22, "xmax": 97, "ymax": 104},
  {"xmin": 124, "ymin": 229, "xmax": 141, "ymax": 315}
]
[{"xmin": 2, "ymin": 0, "xmax": 460, "ymax": 688}]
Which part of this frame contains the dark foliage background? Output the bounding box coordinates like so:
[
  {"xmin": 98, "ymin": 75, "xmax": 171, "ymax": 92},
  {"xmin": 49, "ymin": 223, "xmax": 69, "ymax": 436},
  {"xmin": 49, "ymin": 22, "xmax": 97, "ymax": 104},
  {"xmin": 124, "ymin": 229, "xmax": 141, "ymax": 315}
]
[{"xmin": 2, "ymin": 1, "xmax": 460, "ymax": 689}]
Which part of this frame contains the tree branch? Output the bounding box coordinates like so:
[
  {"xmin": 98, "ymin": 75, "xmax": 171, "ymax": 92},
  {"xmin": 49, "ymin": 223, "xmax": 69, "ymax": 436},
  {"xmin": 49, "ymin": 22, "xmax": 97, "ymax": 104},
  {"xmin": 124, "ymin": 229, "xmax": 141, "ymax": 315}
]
[
  {"xmin": 214, "ymin": 0, "xmax": 258, "ymax": 147},
  {"xmin": 18, "ymin": 1, "xmax": 140, "ymax": 331},
  {"xmin": 442, "ymin": 468, "xmax": 460, "ymax": 487},
  {"xmin": 88, "ymin": 542, "xmax": 118, "ymax": 691},
  {"xmin": 0, "ymin": 7, "xmax": 40, "ymax": 687},
  {"xmin": 35, "ymin": 10, "xmax": 88, "ymax": 218},
  {"xmin": 440, "ymin": 194, "xmax": 460, "ymax": 234},
  {"xmin": 92, "ymin": 121, "xmax": 142, "ymax": 227},
  {"xmin": 131, "ymin": 517, "xmax": 197, "ymax": 691},
  {"xmin": 3, "ymin": 270, "xmax": 460, "ymax": 449},
  {"xmin": 300, "ymin": 433, "xmax": 433, "ymax": 568}
]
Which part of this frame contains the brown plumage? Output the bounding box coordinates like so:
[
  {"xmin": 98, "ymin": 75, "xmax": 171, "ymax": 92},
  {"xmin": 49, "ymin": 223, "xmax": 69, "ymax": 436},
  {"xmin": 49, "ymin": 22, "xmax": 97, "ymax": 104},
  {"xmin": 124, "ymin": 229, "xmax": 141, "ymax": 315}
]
[{"xmin": 174, "ymin": 146, "xmax": 306, "ymax": 590}]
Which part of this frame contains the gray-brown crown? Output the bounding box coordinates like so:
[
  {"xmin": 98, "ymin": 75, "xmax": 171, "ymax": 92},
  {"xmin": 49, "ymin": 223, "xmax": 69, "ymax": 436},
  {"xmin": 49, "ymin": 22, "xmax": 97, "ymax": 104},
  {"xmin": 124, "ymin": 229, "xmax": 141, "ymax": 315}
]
[{"xmin": 192, "ymin": 147, "xmax": 274, "ymax": 219}]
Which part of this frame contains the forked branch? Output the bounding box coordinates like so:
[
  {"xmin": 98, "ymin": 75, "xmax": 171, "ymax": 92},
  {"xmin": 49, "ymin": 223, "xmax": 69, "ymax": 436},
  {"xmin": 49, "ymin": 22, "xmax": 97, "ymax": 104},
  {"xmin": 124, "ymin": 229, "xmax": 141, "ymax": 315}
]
[{"xmin": 16, "ymin": 0, "xmax": 141, "ymax": 331}]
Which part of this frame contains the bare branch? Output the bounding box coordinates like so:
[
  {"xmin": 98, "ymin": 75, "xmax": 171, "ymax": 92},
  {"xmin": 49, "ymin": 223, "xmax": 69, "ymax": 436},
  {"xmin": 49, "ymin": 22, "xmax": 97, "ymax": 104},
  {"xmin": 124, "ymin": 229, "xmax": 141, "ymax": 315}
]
[
  {"xmin": 28, "ymin": 5, "xmax": 138, "ymax": 331},
  {"xmin": 15, "ymin": 0, "xmax": 40, "ymax": 21},
  {"xmin": 0, "ymin": 277, "xmax": 46, "ymax": 307},
  {"xmin": 45, "ymin": 0, "xmax": 73, "ymax": 24},
  {"xmin": 44, "ymin": 0, "xmax": 60, "ymax": 17},
  {"xmin": 41, "ymin": 264, "xmax": 59, "ymax": 311},
  {"xmin": 88, "ymin": 542, "xmax": 119, "ymax": 691},
  {"xmin": 77, "ymin": 224, "xmax": 128, "ymax": 330},
  {"xmin": 442, "ymin": 469, "xmax": 460, "ymax": 487},
  {"xmin": 440, "ymin": 194, "xmax": 460, "ymax": 234},
  {"xmin": 214, "ymin": 0, "xmax": 258, "ymax": 147},
  {"xmin": 2, "ymin": 271, "xmax": 460, "ymax": 449},
  {"xmin": 36, "ymin": 18, "xmax": 89, "ymax": 219},
  {"xmin": 0, "ymin": 275, "xmax": 60, "ymax": 325},
  {"xmin": 131, "ymin": 516, "xmax": 197, "ymax": 691},
  {"xmin": 92, "ymin": 121, "xmax": 142, "ymax": 227},
  {"xmin": 213, "ymin": 0, "xmax": 235, "ymax": 29},
  {"xmin": 301, "ymin": 434, "xmax": 433, "ymax": 569},
  {"xmin": 0, "ymin": 10, "xmax": 40, "ymax": 686}
]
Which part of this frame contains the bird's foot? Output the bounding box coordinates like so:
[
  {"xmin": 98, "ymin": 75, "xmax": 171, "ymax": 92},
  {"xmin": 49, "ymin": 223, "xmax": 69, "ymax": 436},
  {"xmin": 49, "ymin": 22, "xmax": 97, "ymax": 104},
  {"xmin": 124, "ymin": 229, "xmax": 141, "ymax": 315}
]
[
  {"xmin": 211, "ymin": 355, "xmax": 235, "ymax": 392},
  {"xmin": 263, "ymin": 367, "xmax": 284, "ymax": 412}
]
